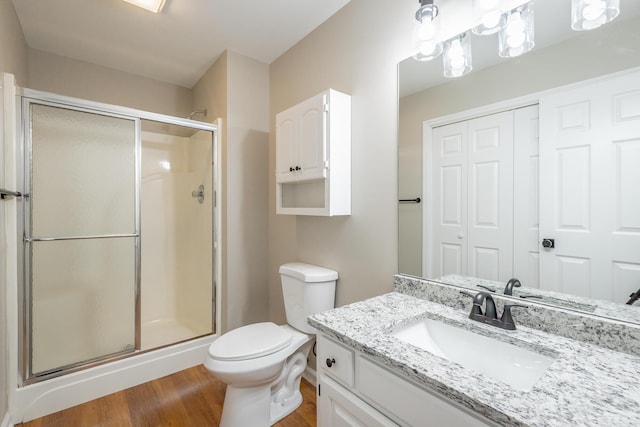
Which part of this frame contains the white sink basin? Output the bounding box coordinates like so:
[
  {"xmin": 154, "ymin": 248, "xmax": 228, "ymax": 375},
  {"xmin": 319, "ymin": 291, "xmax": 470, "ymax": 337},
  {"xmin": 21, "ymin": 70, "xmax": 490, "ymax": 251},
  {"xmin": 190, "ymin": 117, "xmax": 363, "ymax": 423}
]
[{"xmin": 391, "ymin": 317, "xmax": 555, "ymax": 391}]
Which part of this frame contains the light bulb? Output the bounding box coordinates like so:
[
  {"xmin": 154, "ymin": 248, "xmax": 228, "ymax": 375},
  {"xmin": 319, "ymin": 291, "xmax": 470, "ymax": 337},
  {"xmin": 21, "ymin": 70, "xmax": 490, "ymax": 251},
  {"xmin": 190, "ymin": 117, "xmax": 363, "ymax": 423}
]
[
  {"xmin": 571, "ymin": 0, "xmax": 619, "ymax": 31},
  {"xmin": 417, "ymin": 40, "xmax": 439, "ymax": 57},
  {"xmin": 506, "ymin": 12, "xmax": 526, "ymax": 35},
  {"xmin": 412, "ymin": 2, "xmax": 442, "ymax": 61},
  {"xmin": 499, "ymin": 3, "xmax": 534, "ymax": 58},
  {"xmin": 443, "ymin": 32, "xmax": 472, "ymax": 78},
  {"xmin": 583, "ymin": 1, "xmax": 606, "ymax": 20},
  {"xmin": 507, "ymin": 32, "xmax": 526, "ymax": 48},
  {"xmin": 419, "ymin": 19, "xmax": 436, "ymax": 40},
  {"xmin": 472, "ymin": 0, "xmax": 507, "ymax": 35}
]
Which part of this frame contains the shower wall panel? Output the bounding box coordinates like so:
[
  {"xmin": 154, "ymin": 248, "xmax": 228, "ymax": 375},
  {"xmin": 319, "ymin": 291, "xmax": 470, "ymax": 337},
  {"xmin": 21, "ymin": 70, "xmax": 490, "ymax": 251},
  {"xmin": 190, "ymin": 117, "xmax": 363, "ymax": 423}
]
[{"xmin": 140, "ymin": 128, "xmax": 213, "ymax": 350}]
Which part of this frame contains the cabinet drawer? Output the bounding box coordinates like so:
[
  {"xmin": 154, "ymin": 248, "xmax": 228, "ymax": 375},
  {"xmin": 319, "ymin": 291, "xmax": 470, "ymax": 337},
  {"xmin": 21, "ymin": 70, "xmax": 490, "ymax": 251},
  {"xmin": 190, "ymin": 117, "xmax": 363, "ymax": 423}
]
[
  {"xmin": 317, "ymin": 335, "xmax": 354, "ymax": 387},
  {"xmin": 357, "ymin": 356, "xmax": 493, "ymax": 427}
]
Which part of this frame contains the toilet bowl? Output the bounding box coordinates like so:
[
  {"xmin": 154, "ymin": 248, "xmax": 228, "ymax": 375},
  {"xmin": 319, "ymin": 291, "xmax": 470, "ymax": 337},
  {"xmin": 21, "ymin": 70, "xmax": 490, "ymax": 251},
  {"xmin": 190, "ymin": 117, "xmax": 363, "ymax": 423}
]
[{"xmin": 204, "ymin": 262, "xmax": 337, "ymax": 427}]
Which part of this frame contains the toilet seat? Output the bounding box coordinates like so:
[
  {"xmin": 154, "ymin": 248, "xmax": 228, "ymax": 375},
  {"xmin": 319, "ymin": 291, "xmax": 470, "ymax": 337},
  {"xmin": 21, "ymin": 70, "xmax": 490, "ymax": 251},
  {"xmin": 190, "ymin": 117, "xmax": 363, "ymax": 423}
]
[{"xmin": 209, "ymin": 322, "xmax": 292, "ymax": 361}]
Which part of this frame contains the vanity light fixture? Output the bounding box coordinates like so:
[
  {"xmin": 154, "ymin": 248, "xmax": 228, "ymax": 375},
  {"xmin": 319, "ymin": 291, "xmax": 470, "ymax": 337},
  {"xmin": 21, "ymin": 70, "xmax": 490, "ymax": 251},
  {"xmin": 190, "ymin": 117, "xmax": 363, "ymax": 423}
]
[
  {"xmin": 120, "ymin": 0, "xmax": 167, "ymax": 13},
  {"xmin": 412, "ymin": 0, "xmax": 444, "ymax": 61},
  {"xmin": 443, "ymin": 31, "xmax": 473, "ymax": 77},
  {"xmin": 499, "ymin": 2, "xmax": 535, "ymax": 57},
  {"xmin": 571, "ymin": 0, "xmax": 620, "ymax": 31},
  {"xmin": 472, "ymin": 0, "xmax": 508, "ymax": 35},
  {"xmin": 411, "ymin": 0, "xmax": 622, "ymax": 78}
]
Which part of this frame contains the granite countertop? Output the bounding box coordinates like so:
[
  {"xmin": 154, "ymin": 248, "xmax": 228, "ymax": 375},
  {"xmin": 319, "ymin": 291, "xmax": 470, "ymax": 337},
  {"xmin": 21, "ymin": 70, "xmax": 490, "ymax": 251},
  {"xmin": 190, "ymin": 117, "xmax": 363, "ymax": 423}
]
[{"xmin": 308, "ymin": 292, "xmax": 640, "ymax": 427}]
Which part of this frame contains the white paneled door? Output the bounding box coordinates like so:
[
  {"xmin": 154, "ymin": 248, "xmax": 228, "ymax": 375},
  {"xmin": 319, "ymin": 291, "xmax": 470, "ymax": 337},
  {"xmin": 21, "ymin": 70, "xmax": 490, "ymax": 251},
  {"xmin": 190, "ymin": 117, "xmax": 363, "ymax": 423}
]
[
  {"xmin": 432, "ymin": 121, "xmax": 468, "ymax": 278},
  {"xmin": 513, "ymin": 105, "xmax": 540, "ymax": 288},
  {"xmin": 539, "ymin": 70, "xmax": 640, "ymax": 303},
  {"xmin": 430, "ymin": 110, "xmax": 515, "ymax": 282}
]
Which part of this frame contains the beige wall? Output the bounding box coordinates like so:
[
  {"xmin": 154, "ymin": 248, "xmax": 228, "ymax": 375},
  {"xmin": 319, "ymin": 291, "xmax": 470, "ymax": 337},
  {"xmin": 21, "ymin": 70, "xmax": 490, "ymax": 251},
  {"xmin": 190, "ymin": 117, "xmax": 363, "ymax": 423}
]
[
  {"xmin": 226, "ymin": 51, "xmax": 270, "ymax": 330},
  {"xmin": 268, "ymin": 0, "xmax": 415, "ymax": 322},
  {"xmin": 193, "ymin": 51, "xmax": 270, "ymax": 332},
  {"xmin": 398, "ymin": 16, "xmax": 640, "ymax": 275},
  {"xmin": 0, "ymin": 1, "xmax": 27, "ymax": 422},
  {"xmin": 0, "ymin": 0, "xmax": 28, "ymax": 85},
  {"xmin": 28, "ymin": 49, "xmax": 192, "ymax": 118}
]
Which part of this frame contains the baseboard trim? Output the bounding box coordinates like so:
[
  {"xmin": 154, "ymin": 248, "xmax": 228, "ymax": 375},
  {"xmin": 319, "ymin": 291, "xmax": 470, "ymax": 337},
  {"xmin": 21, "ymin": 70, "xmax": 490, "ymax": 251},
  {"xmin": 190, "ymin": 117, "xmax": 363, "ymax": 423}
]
[
  {"xmin": 303, "ymin": 365, "xmax": 317, "ymax": 387},
  {"xmin": 1, "ymin": 411, "xmax": 12, "ymax": 427}
]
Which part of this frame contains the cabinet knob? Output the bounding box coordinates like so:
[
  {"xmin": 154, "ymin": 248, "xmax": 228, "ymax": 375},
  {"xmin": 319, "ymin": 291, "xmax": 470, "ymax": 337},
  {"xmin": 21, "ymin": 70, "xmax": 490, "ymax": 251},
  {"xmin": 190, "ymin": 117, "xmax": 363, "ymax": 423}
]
[{"xmin": 326, "ymin": 358, "xmax": 336, "ymax": 368}]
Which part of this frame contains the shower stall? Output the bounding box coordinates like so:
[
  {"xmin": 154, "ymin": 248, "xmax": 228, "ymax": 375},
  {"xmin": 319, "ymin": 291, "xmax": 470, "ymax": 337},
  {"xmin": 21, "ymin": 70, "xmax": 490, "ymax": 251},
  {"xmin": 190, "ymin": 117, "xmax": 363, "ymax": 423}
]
[{"xmin": 14, "ymin": 88, "xmax": 218, "ymax": 389}]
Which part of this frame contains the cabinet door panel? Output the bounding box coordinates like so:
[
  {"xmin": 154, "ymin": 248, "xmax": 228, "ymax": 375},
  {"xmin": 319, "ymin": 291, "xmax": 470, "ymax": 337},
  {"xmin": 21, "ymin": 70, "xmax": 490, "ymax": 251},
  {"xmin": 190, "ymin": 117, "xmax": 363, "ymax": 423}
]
[
  {"xmin": 298, "ymin": 94, "xmax": 327, "ymax": 181},
  {"xmin": 275, "ymin": 109, "xmax": 297, "ymax": 182},
  {"xmin": 318, "ymin": 375, "xmax": 397, "ymax": 427}
]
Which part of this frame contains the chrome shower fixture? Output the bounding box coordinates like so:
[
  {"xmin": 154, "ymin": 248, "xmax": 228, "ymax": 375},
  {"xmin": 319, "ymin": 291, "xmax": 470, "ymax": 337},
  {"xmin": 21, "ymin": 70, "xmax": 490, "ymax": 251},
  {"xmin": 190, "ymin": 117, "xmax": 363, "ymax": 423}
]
[
  {"xmin": 192, "ymin": 184, "xmax": 205, "ymax": 204},
  {"xmin": 187, "ymin": 109, "xmax": 207, "ymax": 120}
]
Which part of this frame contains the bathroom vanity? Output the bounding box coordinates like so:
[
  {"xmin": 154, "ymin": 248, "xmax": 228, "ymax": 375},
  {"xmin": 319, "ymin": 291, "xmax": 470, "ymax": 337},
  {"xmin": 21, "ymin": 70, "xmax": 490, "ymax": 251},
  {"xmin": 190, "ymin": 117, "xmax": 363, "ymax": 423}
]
[{"xmin": 309, "ymin": 277, "xmax": 640, "ymax": 426}]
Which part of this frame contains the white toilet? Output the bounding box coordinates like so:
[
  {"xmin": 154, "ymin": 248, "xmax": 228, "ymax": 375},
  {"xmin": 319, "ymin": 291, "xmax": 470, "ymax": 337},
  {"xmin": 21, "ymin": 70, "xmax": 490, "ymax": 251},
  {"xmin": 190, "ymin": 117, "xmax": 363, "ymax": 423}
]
[{"xmin": 204, "ymin": 262, "xmax": 338, "ymax": 426}]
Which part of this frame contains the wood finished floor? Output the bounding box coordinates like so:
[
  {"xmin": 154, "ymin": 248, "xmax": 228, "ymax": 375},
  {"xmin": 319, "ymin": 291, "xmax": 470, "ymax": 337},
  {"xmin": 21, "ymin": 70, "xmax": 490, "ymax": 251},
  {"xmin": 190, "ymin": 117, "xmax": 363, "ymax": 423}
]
[{"xmin": 18, "ymin": 365, "xmax": 317, "ymax": 427}]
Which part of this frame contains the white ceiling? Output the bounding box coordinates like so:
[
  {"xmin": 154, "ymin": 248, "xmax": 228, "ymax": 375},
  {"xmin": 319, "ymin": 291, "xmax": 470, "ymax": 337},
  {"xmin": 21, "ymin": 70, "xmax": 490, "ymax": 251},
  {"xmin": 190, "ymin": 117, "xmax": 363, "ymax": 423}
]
[
  {"xmin": 11, "ymin": 0, "xmax": 352, "ymax": 88},
  {"xmin": 400, "ymin": 0, "xmax": 640, "ymax": 98}
]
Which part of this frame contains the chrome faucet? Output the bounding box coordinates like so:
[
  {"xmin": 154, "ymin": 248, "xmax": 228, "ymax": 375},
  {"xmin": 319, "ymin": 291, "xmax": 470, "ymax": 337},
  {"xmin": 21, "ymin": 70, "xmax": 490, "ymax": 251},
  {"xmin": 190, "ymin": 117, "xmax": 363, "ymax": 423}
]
[{"xmin": 461, "ymin": 291, "xmax": 527, "ymax": 330}]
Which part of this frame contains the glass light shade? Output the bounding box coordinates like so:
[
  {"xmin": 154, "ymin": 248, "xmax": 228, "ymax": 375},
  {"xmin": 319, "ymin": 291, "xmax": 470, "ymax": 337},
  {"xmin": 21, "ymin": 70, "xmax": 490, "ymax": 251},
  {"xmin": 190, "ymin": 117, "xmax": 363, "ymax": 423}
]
[
  {"xmin": 412, "ymin": 2, "xmax": 443, "ymax": 61},
  {"xmin": 472, "ymin": 0, "xmax": 507, "ymax": 35},
  {"xmin": 571, "ymin": 0, "xmax": 620, "ymax": 31},
  {"xmin": 499, "ymin": 3, "xmax": 535, "ymax": 58},
  {"xmin": 443, "ymin": 32, "xmax": 472, "ymax": 78},
  {"xmin": 121, "ymin": 0, "xmax": 166, "ymax": 13}
]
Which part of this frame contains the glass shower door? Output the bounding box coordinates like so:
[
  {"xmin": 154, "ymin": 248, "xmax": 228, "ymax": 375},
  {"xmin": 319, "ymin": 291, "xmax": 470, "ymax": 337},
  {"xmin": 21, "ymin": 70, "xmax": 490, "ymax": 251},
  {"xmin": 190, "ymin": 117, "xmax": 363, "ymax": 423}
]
[{"xmin": 25, "ymin": 102, "xmax": 138, "ymax": 379}]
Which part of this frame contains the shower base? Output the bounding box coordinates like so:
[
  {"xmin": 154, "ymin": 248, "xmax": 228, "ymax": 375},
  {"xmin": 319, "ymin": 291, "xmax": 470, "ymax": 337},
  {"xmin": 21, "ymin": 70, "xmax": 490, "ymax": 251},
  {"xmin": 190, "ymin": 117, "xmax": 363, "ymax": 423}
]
[{"xmin": 141, "ymin": 318, "xmax": 208, "ymax": 350}]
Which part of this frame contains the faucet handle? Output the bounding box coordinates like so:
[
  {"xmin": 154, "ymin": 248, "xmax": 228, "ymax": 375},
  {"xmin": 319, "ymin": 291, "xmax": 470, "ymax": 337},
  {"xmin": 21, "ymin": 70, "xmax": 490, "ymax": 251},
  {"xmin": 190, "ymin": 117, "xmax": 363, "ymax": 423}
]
[
  {"xmin": 500, "ymin": 304, "xmax": 528, "ymax": 330},
  {"xmin": 477, "ymin": 284, "xmax": 496, "ymax": 292}
]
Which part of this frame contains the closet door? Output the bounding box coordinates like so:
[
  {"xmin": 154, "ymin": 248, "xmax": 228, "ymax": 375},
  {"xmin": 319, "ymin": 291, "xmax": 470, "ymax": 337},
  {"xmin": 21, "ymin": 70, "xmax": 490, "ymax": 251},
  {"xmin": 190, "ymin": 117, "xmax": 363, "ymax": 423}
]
[
  {"xmin": 430, "ymin": 111, "xmax": 515, "ymax": 281},
  {"xmin": 466, "ymin": 111, "xmax": 514, "ymax": 281},
  {"xmin": 539, "ymin": 71, "xmax": 640, "ymax": 302},
  {"xmin": 513, "ymin": 105, "xmax": 540, "ymax": 288},
  {"xmin": 431, "ymin": 122, "xmax": 468, "ymax": 277}
]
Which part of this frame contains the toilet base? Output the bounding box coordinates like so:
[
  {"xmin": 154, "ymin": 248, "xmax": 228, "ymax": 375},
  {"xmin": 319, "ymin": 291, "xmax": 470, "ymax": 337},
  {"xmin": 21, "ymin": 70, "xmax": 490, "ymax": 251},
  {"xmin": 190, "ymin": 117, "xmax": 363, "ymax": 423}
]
[
  {"xmin": 217, "ymin": 339, "xmax": 314, "ymax": 426},
  {"xmin": 220, "ymin": 384, "xmax": 271, "ymax": 427}
]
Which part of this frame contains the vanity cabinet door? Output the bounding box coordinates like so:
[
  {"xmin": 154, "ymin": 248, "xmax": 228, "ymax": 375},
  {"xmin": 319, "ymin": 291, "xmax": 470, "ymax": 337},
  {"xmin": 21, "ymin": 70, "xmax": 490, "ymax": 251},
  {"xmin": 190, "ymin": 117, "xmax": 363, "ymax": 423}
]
[{"xmin": 318, "ymin": 374, "xmax": 397, "ymax": 427}]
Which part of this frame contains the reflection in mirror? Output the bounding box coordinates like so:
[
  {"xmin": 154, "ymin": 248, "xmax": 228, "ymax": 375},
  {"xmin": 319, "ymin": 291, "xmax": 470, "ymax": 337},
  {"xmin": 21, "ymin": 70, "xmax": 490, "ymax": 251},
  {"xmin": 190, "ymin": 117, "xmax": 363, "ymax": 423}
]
[{"xmin": 398, "ymin": 0, "xmax": 640, "ymax": 323}]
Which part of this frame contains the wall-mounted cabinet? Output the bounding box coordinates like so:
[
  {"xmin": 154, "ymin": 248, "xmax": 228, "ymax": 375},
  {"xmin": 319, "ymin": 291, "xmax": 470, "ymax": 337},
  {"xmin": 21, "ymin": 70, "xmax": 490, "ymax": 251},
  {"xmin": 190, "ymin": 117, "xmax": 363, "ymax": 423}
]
[{"xmin": 275, "ymin": 89, "xmax": 351, "ymax": 216}]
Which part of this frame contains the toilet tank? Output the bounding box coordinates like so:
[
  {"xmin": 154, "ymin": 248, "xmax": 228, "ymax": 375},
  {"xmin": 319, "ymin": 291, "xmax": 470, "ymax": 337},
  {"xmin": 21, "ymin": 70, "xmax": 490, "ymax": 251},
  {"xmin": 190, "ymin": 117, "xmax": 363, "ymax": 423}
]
[{"xmin": 279, "ymin": 262, "xmax": 337, "ymax": 334}]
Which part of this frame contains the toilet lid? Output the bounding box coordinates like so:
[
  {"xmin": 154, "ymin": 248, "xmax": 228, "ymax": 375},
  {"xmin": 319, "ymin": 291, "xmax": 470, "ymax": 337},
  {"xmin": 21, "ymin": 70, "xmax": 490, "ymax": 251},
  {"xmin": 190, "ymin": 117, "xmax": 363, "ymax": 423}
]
[{"xmin": 209, "ymin": 322, "xmax": 292, "ymax": 361}]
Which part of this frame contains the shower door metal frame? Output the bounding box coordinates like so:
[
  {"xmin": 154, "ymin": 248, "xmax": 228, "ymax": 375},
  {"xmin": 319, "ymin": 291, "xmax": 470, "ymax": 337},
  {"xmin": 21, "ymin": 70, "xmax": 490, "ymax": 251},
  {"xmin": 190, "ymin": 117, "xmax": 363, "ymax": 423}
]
[{"xmin": 17, "ymin": 88, "xmax": 218, "ymax": 385}]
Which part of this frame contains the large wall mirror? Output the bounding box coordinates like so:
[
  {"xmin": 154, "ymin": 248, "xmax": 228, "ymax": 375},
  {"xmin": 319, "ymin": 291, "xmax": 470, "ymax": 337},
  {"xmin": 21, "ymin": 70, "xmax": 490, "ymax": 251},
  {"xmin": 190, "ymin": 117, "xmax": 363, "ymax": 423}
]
[{"xmin": 398, "ymin": 0, "xmax": 640, "ymax": 324}]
